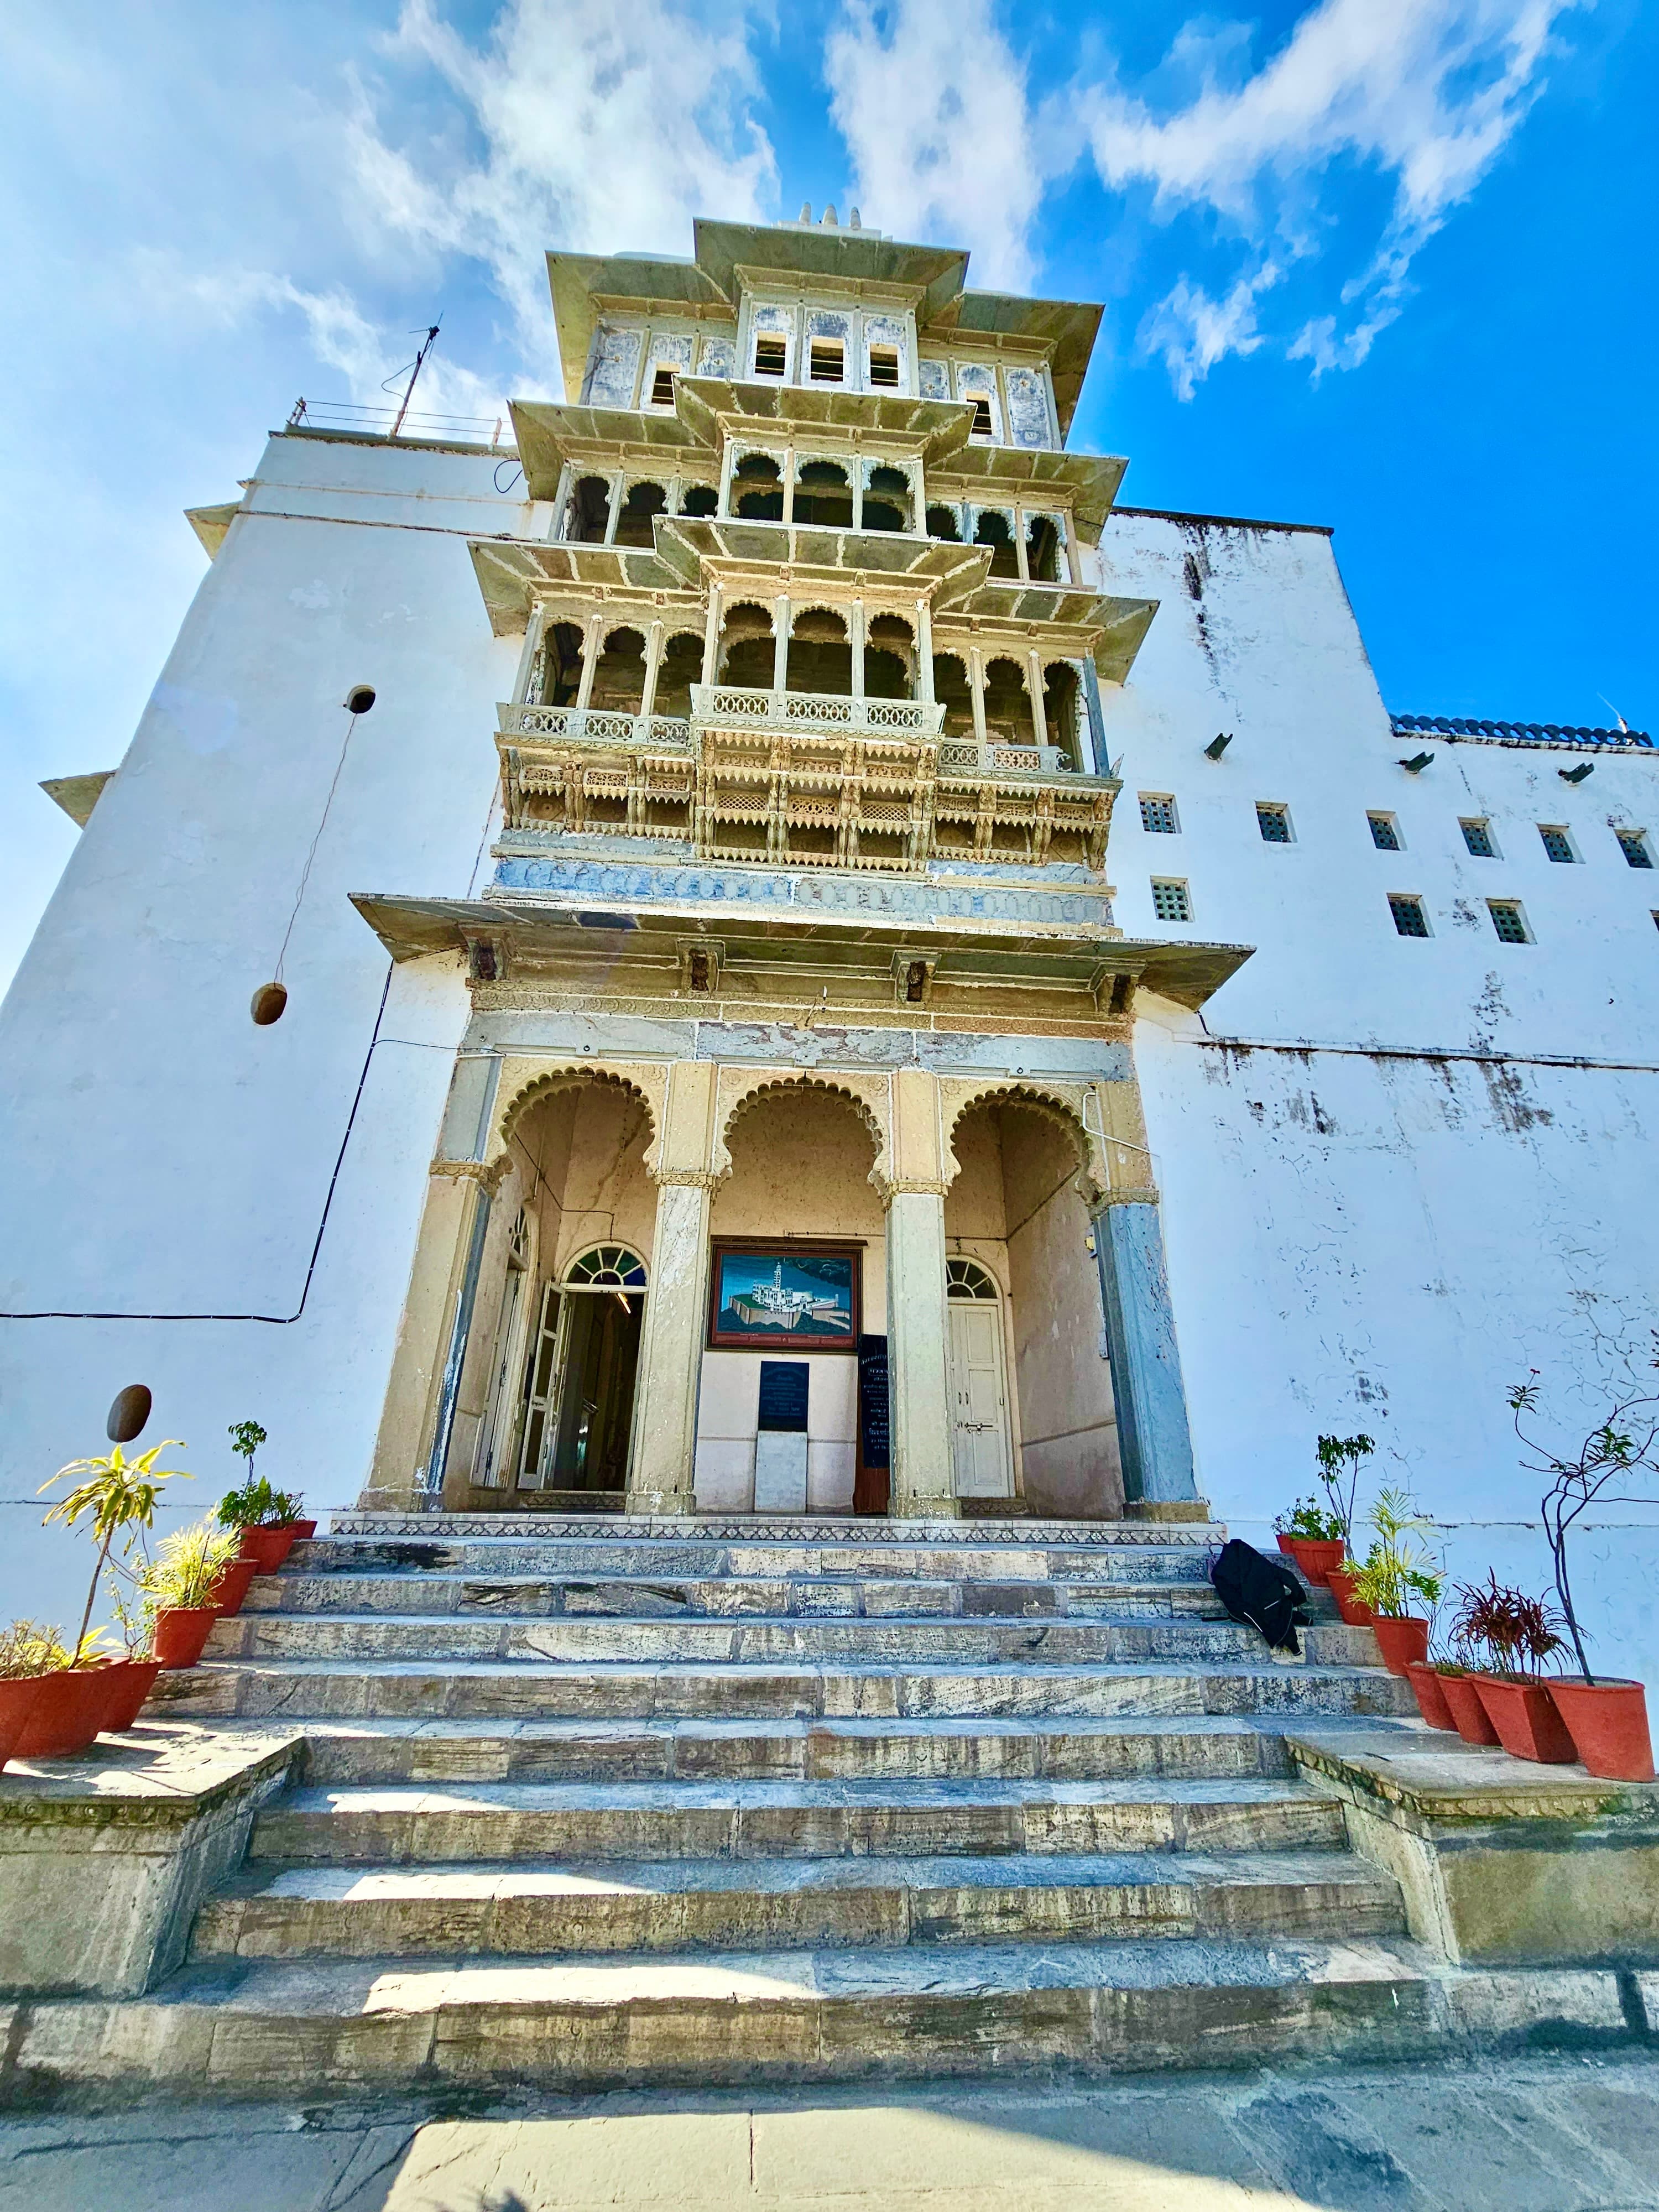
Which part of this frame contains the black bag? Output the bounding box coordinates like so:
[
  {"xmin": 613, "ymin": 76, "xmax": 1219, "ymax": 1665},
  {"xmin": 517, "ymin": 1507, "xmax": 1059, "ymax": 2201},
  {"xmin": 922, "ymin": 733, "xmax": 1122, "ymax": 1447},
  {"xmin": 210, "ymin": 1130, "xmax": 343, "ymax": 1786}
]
[{"xmin": 1209, "ymin": 1538, "xmax": 1310, "ymax": 1654}]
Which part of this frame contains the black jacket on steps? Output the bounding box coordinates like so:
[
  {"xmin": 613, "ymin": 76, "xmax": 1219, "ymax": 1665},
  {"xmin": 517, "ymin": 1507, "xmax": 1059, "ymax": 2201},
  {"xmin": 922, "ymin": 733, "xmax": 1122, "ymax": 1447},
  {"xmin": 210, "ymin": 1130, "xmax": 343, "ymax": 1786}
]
[{"xmin": 1209, "ymin": 1538, "xmax": 1311, "ymax": 1654}]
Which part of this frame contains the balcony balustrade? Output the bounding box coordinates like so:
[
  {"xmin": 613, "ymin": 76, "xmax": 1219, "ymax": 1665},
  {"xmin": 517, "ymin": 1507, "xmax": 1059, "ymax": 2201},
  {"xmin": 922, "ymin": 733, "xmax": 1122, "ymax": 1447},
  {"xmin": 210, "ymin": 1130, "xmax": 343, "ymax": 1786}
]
[
  {"xmin": 499, "ymin": 702, "xmax": 692, "ymax": 750},
  {"xmin": 688, "ymin": 686, "xmax": 946, "ymax": 740}
]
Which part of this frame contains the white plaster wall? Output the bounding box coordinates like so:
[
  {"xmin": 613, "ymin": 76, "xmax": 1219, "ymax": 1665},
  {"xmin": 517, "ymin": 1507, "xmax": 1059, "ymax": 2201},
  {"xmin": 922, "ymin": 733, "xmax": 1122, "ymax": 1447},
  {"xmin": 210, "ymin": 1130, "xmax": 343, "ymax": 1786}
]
[
  {"xmin": 0, "ymin": 432, "xmax": 538, "ymax": 1627},
  {"xmin": 1094, "ymin": 510, "xmax": 1659, "ymax": 1684},
  {"xmin": 694, "ymin": 1350, "xmax": 858, "ymax": 1512}
]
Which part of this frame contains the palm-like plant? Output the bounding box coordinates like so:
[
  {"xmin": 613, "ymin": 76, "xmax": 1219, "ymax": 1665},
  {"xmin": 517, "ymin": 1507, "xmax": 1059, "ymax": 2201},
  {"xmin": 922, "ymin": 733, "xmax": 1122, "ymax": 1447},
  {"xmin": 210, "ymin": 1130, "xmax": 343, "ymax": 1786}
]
[
  {"xmin": 1349, "ymin": 1488, "xmax": 1444, "ymax": 1619},
  {"xmin": 0, "ymin": 1621, "xmax": 71, "ymax": 1679},
  {"xmin": 39, "ymin": 1441, "xmax": 190, "ymax": 1665},
  {"xmin": 139, "ymin": 1519, "xmax": 239, "ymax": 1613}
]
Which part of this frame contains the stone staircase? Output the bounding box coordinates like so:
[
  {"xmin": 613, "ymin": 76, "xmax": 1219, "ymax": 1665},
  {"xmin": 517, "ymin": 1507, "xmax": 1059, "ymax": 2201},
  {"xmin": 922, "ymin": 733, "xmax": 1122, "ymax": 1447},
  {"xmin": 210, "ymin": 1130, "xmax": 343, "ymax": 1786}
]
[{"xmin": 27, "ymin": 1514, "xmax": 1584, "ymax": 2102}]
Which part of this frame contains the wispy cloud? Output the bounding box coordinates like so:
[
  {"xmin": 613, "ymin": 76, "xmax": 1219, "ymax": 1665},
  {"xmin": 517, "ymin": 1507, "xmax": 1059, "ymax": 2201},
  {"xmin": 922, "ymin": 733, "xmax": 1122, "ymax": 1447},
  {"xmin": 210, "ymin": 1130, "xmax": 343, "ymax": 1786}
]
[
  {"xmin": 825, "ymin": 0, "xmax": 1040, "ymax": 290},
  {"xmin": 1070, "ymin": 0, "xmax": 1579, "ymax": 390},
  {"xmin": 349, "ymin": 0, "xmax": 779, "ymax": 380}
]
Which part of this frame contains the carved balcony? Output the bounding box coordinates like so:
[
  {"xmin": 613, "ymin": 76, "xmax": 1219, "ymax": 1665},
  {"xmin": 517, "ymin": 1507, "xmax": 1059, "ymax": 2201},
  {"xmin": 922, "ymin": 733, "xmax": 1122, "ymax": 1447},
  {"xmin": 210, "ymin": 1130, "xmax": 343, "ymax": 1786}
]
[
  {"xmin": 688, "ymin": 685, "xmax": 946, "ymax": 742},
  {"xmin": 499, "ymin": 701, "xmax": 693, "ymax": 751}
]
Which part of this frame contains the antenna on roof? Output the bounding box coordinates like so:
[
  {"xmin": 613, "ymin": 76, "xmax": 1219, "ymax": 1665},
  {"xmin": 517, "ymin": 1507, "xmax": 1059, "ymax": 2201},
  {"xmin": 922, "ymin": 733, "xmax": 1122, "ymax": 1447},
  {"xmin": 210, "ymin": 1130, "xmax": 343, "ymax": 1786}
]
[
  {"xmin": 1598, "ymin": 694, "xmax": 1630, "ymax": 733},
  {"xmin": 385, "ymin": 321, "xmax": 442, "ymax": 440}
]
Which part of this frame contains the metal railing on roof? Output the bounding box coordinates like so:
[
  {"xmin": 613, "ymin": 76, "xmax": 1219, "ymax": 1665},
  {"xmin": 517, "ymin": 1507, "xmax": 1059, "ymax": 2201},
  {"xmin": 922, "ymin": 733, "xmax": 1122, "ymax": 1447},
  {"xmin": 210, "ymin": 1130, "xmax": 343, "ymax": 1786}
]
[{"xmin": 286, "ymin": 398, "xmax": 515, "ymax": 448}]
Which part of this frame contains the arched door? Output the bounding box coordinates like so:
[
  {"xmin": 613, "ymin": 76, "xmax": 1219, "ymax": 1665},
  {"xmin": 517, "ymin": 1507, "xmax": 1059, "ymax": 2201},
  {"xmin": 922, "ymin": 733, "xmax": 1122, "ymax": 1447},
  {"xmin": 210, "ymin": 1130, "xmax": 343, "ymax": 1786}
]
[
  {"xmin": 517, "ymin": 1244, "xmax": 648, "ymax": 1494},
  {"xmin": 946, "ymin": 1259, "xmax": 1013, "ymax": 1498}
]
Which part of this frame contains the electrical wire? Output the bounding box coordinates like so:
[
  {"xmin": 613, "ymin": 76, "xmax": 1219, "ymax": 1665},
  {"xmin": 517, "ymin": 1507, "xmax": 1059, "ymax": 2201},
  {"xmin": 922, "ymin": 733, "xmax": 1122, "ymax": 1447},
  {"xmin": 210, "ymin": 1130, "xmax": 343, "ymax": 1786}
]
[
  {"xmin": 274, "ymin": 706, "xmax": 362, "ymax": 984},
  {"xmin": 0, "ymin": 965, "xmax": 394, "ymax": 1324}
]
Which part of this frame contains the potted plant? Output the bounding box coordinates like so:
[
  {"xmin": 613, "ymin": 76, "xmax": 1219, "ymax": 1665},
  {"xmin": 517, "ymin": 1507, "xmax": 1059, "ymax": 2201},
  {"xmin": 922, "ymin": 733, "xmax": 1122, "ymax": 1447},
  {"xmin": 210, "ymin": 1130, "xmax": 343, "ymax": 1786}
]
[
  {"xmin": 1509, "ymin": 1365, "xmax": 1657, "ymax": 1781},
  {"xmin": 101, "ymin": 1593, "xmax": 163, "ymax": 1733},
  {"xmin": 0, "ymin": 1621, "xmax": 61, "ymax": 1770},
  {"xmin": 1314, "ymin": 1433, "xmax": 1375, "ymax": 1621},
  {"xmin": 1349, "ymin": 1489, "xmax": 1443, "ymax": 1675},
  {"xmin": 1430, "ymin": 1650, "xmax": 1502, "ymax": 1744},
  {"xmin": 1404, "ymin": 1647, "xmax": 1458, "ymax": 1730},
  {"xmin": 142, "ymin": 1519, "xmax": 241, "ymax": 1668},
  {"xmin": 1450, "ymin": 1573, "xmax": 1577, "ymax": 1762},
  {"xmin": 28, "ymin": 1438, "xmax": 188, "ymax": 1751},
  {"xmin": 217, "ymin": 1423, "xmax": 308, "ymax": 1572},
  {"xmin": 1272, "ymin": 1495, "xmax": 1345, "ymax": 1585}
]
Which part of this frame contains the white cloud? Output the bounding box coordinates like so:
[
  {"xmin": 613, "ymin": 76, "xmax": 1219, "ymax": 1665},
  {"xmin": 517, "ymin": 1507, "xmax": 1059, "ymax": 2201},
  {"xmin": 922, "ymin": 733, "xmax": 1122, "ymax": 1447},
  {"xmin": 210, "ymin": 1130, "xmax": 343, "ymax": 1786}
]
[
  {"xmin": 1073, "ymin": 0, "xmax": 1579, "ymax": 390},
  {"xmin": 351, "ymin": 0, "xmax": 779, "ymax": 381},
  {"xmin": 825, "ymin": 0, "xmax": 1040, "ymax": 290}
]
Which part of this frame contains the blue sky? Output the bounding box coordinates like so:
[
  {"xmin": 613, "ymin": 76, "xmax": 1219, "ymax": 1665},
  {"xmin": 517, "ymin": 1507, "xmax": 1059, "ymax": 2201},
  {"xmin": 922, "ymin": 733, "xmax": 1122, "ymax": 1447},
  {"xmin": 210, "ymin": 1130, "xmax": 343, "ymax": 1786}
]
[{"xmin": 1, "ymin": 0, "xmax": 1652, "ymax": 991}]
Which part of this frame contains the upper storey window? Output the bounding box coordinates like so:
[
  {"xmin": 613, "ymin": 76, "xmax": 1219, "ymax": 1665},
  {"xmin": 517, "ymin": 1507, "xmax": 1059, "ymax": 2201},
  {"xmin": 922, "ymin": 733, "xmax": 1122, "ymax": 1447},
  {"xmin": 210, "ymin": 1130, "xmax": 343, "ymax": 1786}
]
[
  {"xmin": 954, "ymin": 363, "xmax": 1001, "ymax": 442},
  {"xmin": 868, "ymin": 345, "xmax": 900, "ymax": 388},
  {"xmin": 809, "ymin": 338, "xmax": 844, "ymax": 383},
  {"xmin": 649, "ymin": 368, "xmax": 676, "ymax": 406},
  {"xmin": 753, "ymin": 334, "xmax": 787, "ymax": 377}
]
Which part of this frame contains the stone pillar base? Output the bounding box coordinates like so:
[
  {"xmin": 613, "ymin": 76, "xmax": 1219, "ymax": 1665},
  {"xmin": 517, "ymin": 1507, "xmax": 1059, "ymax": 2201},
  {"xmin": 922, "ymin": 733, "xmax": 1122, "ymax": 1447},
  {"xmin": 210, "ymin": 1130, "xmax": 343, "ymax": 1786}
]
[{"xmin": 1124, "ymin": 1498, "xmax": 1214, "ymax": 1525}]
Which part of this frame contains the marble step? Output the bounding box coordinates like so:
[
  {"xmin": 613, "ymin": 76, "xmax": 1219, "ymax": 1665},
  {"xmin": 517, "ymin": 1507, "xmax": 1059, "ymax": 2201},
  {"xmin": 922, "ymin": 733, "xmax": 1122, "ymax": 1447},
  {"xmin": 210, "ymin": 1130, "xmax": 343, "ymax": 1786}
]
[
  {"xmin": 14, "ymin": 1937, "xmax": 1624, "ymax": 2101},
  {"xmin": 248, "ymin": 1777, "xmax": 1350, "ymax": 1865},
  {"xmin": 205, "ymin": 1613, "xmax": 1376, "ymax": 1669},
  {"xmin": 294, "ymin": 1536, "xmax": 1218, "ymax": 1585},
  {"xmin": 291, "ymin": 1714, "xmax": 1300, "ymax": 1787},
  {"xmin": 156, "ymin": 1656, "xmax": 1415, "ymax": 1725},
  {"xmin": 193, "ymin": 1846, "xmax": 1405, "ymax": 1960},
  {"xmin": 243, "ymin": 1571, "xmax": 1244, "ymax": 1622}
]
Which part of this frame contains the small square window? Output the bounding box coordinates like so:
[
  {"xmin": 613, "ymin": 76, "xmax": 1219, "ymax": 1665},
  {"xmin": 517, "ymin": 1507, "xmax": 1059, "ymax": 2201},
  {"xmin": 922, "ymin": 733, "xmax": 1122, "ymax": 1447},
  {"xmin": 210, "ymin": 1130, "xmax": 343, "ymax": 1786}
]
[
  {"xmin": 1256, "ymin": 802, "xmax": 1292, "ymax": 844},
  {"xmin": 868, "ymin": 345, "xmax": 900, "ymax": 388},
  {"xmin": 1389, "ymin": 895, "xmax": 1430, "ymax": 938},
  {"xmin": 1489, "ymin": 900, "xmax": 1531, "ymax": 943},
  {"xmin": 1617, "ymin": 829, "xmax": 1653, "ymax": 869},
  {"xmin": 1459, "ymin": 818, "xmax": 1495, "ymax": 858},
  {"xmin": 649, "ymin": 367, "xmax": 676, "ymax": 406},
  {"xmin": 753, "ymin": 335, "xmax": 787, "ymax": 377},
  {"xmin": 1151, "ymin": 878, "xmax": 1191, "ymax": 924},
  {"xmin": 808, "ymin": 339, "xmax": 843, "ymax": 383},
  {"xmin": 1139, "ymin": 794, "xmax": 1179, "ymax": 834},
  {"xmin": 1538, "ymin": 824, "xmax": 1576, "ymax": 864},
  {"xmin": 1368, "ymin": 812, "xmax": 1401, "ymax": 851},
  {"xmin": 968, "ymin": 396, "xmax": 993, "ymax": 439}
]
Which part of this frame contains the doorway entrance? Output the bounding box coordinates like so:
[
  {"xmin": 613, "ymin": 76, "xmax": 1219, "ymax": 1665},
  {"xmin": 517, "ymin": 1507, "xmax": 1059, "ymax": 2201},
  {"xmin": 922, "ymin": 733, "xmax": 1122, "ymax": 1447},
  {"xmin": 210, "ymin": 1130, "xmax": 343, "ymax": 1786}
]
[
  {"xmin": 946, "ymin": 1258, "xmax": 1013, "ymax": 1499},
  {"xmin": 486, "ymin": 1243, "xmax": 647, "ymax": 1496}
]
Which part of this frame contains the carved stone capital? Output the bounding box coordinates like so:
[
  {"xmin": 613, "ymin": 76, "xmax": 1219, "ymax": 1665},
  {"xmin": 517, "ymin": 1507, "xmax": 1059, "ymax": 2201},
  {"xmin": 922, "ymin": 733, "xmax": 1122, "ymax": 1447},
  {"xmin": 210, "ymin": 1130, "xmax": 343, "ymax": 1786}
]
[
  {"xmin": 1095, "ymin": 1184, "xmax": 1161, "ymax": 1210},
  {"xmin": 649, "ymin": 1167, "xmax": 729, "ymax": 1191},
  {"xmin": 430, "ymin": 1156, "xmax": 510, "ymax": 1196},
  {"xmin": 877, "ymin": 1176, "xmax": 952, "ymax": 1203}
]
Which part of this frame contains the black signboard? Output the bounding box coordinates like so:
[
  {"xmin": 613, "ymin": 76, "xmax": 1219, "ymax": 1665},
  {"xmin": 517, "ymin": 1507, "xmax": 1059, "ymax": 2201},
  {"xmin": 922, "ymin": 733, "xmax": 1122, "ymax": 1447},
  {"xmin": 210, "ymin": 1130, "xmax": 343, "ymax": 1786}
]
[
  {"xmin": 857, "ymin": 1333, "xmax": 890, "ymax": 1469},
  {"xmin": 757, "ymin": 1360, "xmax": 810, "ymax": 1433}
]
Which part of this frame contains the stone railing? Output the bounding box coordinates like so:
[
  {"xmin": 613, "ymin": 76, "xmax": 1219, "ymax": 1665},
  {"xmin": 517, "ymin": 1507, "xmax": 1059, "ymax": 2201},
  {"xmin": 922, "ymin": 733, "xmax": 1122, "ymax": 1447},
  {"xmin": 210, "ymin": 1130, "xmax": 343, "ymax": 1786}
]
[
  {"xmin": 938, "ymin": 738, "xmax": 1076, "ymax": 778},
  {"xmin": 498, "ymin": 703, "xmax": 693, "ymax": 750},
  {"xmin": 690, "ymin": 686, "xmax": 947, "ymax": 740}
]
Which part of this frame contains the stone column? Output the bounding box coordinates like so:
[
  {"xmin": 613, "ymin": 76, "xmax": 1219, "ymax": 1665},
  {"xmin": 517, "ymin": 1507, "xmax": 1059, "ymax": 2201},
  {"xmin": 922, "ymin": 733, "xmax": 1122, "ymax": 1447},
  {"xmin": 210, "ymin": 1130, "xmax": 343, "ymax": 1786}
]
[
  {"xmin": 1087, "ymin": 1077, "xmax": 1207, "ymax": 1522},
  {"xmin": 883, "ymin": 1067, "xmax": 958, "ymax": 1519},
  {"xmin": 1026, "ymin": 649, "xmax": 1049, "ymax": 751},
  {"xmin": 916, "ymin": 602, "xmax": 934, "ymax": 702},
  {"xmin": 1081, "ymin": 658, "xmax": 1108, "ymax": 776},
  {"xmin": 639, "ymin": 619, "xmax": 666, "ymax": 722},
  {"xmin": 701, "ymin": 586, "xmax": 724, "ymax": 685},
  {"xmin": 849, "ymin": 599, "xmax": 866, "ymax": 700},
  {"xmin": 625, "ymin": 1061, "xmax": 723, "ymax": 1516},
  {"xmin": 968, "ymin": 647, "xmax": 988, "ymax": 748},
  {"xmin": 575, "ymin": 613, "xmax": 605, "ymax": 709},
  {"xmin": 772, "ymin": 595, "xmax": 791, "ymax": 693}
]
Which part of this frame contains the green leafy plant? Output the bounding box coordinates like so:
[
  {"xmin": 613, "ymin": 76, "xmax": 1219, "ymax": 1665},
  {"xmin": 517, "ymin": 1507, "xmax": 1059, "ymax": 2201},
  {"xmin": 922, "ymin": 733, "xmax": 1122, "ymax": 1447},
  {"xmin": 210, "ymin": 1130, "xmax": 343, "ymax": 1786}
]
[
  {"xmin": 1314, "ymin": 1433, "xmax": 1375, "ymax": 1556},
  {"xmin": 139, "ymin": 1519, "xmax": 239, "ymax": 1613},
  {"xmin": 39, "ymin": 1440, "xmax": 190, "ymax": 1666},
  {"xmin": 109, "ymin": 1589, "xmax": 159, "ymax": 1661},
  {"xmin": 1274, "ymin": 1494, "xmax": 1344, "ymax": 1541},
  {"xmin": 0, "ymin": 1620, "xmax": 72, "ymax": 1680},
  {"xmin": 215, "ymin": 1474, "xmax": 302, "ymax": 1531},
  {"xmin": 1449, "ymin": 1572, "xmax": 1566, "ymax": 1679},
  {"xmin": 1510, "ymin": 1353, "xmax": 1659, "ymax": 1685},
  {"xmin": 228, "ymin": 1420, "xmax": 267, "ymax": 1478},
  {"xmin": 1348, "ymin": 1488, "xmax": 1444, "ymax": 1619}
]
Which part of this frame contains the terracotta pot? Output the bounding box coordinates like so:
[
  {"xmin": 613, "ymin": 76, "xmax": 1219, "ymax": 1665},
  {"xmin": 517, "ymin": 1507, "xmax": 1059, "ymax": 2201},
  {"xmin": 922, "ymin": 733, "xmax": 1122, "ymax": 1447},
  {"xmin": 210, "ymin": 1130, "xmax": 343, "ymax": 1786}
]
[
  {"xmin": 211, "ymin": 1558, "xmax": 259, "ymax": 1616},
  {"xmin": 1287, "ymin": 1538, "xmax": 1345, "ymax": 1587},
  {"xmin": 1276, "ymin": 1533, "xmax": 1297, "ymax": 1557},
  {"xmin": 0, "ymin": 1677, "xmax": 44, "ymax": 1769},
  {"xmin": 236, "ymin": 1524, "xmax": 298, "ymax": 1574},
  {"xmin": 1406, "ymin": 1660, "xmax": 1457, "ymax": 1729},
  {"xmin": 290, "ymin": 1520, "xmax": 317, "ymax": 1541},
  {"xmin": 12, "ymin": 1662, "xmax": 117, "ymax": 1757},
  {"xmin": 1326, "ymin": 1566, "xmax": 1373, "ymax": 1626},
  {"xmin": 1438, "ymin": 1670, "xmax": 1500, "ymax": 1744},
  {"xmin": 97, "ymin": 1659, "xmax": 162, "ymax": 1734},
  {"xmin": 1548, "ymin": 1678, "xmax": 1655, "ymax": 1782},
  {"xmin": 154, "ymin": 1607, "xmax": 218, "ymax": 1669},
  {"xmin": 1371, "ymin": 1616, "xmax": 1431, "ymax": 1677},
  {"xmin": 1472, "ymin": 1673, "xmax": 1578, "ymax": 1764}
]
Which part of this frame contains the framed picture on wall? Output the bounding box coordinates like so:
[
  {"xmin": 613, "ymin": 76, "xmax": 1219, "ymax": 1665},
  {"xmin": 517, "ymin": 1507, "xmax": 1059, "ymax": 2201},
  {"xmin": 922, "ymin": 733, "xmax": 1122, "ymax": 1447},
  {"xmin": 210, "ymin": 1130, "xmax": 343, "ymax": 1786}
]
[{"xmin": 708, "ymin": 1240, "xmax": 862, "ymax": 1352}]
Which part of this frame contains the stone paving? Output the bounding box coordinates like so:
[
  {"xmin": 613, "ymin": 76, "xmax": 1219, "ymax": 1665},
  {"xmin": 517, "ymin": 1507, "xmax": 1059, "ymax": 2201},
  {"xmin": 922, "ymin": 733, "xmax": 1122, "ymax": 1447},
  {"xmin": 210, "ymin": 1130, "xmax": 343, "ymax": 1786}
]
[{"xmin": 4, "ymin": 2050, "xmax": 1659, "ymax": 2208}]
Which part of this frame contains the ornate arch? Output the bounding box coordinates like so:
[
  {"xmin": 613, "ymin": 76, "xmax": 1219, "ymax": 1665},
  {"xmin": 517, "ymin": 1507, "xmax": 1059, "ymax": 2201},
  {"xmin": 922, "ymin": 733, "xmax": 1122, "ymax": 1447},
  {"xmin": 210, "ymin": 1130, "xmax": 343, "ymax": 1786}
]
[
  {"xmin": 713, "ymin": 1068, "xmax": 892, "ymax": 1193},
  {"xmin": 937, "ymin": 1077, "xmax": 1107, "ymax": 1208},
  {"xmin": 489, "ymin": 1058, "xmax": 667, "ymax": 1179}
]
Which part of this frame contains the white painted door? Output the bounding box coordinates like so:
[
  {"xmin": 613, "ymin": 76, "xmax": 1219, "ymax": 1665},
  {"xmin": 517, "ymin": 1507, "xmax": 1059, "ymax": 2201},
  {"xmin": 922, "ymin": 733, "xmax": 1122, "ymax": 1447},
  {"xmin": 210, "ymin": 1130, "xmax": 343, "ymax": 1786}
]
[{"xmin": 949, "ymin": 1301, "xmax": 1011, "ymax": 1498}]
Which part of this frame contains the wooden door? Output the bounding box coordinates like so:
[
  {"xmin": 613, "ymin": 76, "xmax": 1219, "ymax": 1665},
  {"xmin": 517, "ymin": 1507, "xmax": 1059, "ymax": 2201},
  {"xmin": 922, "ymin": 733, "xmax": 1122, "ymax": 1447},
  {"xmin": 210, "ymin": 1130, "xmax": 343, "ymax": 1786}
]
[{"xmin": 948, "ymin": 1300, "xmax": 1011, "ymax": 1498}]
